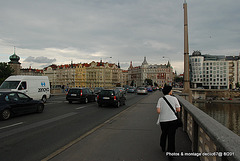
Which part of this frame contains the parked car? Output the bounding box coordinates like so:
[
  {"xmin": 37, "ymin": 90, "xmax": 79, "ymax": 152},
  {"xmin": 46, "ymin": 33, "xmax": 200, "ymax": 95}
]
[
  {"xmin": 66, "ymin": 88, "xmax": 96, "ymax": 104},
  {"xmin": 0, "ymin": 91, "xmax": 44, "ymax": 120},
  {"xmin": 97, "ymin": 89, "xmax": 126, "ymax": 108},
  {"xmin": 94, "ymin": 87, "xmax": 104, "ymax": 94},
  {"xmin": 127, "ymin": 87, "xmax": 136, "ymax": 93},
  {"xmin": 136, "ymin": 87, "xmax": 148, "ymax": 95}
]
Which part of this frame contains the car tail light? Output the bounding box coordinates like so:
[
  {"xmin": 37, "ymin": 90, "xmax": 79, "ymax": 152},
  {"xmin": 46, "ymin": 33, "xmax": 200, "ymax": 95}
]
[
  {"xmin": 97, "ymin": 95, "xmax": 99, "ymax": 100},
  {"xmin": 80, "ymin": 90, "xmax": 83, "ymax": 96},
  {"xmin": 114, "ymin": 96, "xmax": 117, "ymax": 100}
]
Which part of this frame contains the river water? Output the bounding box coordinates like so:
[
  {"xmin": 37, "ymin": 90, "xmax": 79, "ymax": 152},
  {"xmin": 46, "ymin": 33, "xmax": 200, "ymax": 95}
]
[{"xmin": 193, "ymin": 102, "xmax": 240, "ymax": 136}]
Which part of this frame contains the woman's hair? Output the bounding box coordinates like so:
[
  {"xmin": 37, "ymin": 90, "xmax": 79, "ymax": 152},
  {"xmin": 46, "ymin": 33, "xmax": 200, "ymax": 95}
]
[{"xmin": 162, "ymin": 85, "xmax": 172, "ymax": 95}]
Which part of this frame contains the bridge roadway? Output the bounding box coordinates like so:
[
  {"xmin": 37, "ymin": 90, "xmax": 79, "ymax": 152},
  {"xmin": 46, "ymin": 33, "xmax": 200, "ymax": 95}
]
[{"xmin": 45, "ymin": 91, "xmax": 199, "ymax": 161}]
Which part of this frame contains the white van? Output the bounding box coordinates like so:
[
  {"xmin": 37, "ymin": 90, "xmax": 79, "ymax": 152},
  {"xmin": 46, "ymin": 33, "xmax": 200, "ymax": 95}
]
[{"xmin": 0, "ymin": 75, "xmax": 50, "ymax": 103}]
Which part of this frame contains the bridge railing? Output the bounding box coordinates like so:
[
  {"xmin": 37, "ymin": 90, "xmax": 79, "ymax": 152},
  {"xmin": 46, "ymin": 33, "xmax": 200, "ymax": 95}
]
[{"xmin": 175, "ymin": 94, "xmax": 240, "ymax": 161}]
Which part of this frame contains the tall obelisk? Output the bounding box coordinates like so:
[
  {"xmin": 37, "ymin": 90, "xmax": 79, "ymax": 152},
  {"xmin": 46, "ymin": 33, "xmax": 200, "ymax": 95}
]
[{"xmin": 183, "ymin": 0, "xmax": 190, "ymax": 93}]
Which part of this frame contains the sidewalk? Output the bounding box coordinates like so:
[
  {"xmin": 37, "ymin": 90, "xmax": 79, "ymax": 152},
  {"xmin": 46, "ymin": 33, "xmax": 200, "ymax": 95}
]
[{"xmin": 49, "ymin": 91, "xmax": 199, "ymax": 161}]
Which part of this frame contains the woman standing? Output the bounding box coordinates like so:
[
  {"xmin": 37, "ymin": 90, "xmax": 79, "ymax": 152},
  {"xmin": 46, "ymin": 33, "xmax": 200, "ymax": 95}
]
[{"xmin": 156, "ymin": 85, "xmax": 181, "ymax": 152}]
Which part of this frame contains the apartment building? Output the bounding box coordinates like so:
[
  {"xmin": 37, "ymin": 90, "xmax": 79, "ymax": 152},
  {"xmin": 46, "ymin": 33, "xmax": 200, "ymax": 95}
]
[
  {"xmin": 190, "ymin": 51, "xmax": 240, "ymax": 89},
  {"xmin": 44, "ymin": 61, "xmax": 123, "ymax": 89}
]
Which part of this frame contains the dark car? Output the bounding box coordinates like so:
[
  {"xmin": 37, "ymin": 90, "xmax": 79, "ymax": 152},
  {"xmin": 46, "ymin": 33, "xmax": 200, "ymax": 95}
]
[
  {"xmin": 0, "ymin": 91, "xmax": 44, "ymax": 120},
  {"xmin": 94, "ymin": 87, "xmax": 104, "ymax": 95},
  {"xmin": 97, "ymin": 89, "xmax": 126, "ymax": 108},
  {"xmin": 66, "ymin": 88, "xmax": 96, "ymax": 104}
]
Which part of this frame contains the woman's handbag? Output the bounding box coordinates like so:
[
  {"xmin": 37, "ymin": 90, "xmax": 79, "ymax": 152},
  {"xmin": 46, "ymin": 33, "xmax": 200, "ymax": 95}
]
[{"xmin": 163, "ymin": 97, "xmax": 183, "ymax": 128}]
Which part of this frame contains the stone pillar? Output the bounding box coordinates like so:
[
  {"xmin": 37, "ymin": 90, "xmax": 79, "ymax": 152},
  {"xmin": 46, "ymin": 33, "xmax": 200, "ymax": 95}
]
[{"xmin": 183, "ymin": 1, "xmax": 192, "ymax": 103}]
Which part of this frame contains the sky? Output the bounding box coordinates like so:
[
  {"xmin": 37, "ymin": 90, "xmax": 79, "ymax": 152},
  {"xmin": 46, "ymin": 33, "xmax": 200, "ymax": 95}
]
[{"xmin": 1, "ymin": 0, "xmax": 240, "ymax": 74}]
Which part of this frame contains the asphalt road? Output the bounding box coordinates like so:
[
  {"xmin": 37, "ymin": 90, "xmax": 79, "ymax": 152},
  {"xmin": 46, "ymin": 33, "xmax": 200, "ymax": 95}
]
[{"xmin": 0, "ymin": 92, "xmax": 152, "ymax": 161}]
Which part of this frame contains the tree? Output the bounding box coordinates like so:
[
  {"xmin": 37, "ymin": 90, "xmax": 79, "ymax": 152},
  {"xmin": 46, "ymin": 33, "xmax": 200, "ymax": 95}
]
[
  {"xmin": 145, "ymin": 79, "xmax": 153, "ymax": 86},
  {"xmin": 236, "ymin": 82, "xmax": 240, "ymax": 88},
  {"xmin": 174, "ymin": 76, "xmax": 183, "ymax": 83},
  {"xmin": 130, "ymin": 80, "xmax": 134, "ymax": 87},
  {"xmin": 0, "ymin": 62, "xmax": 14, "ymax": 84}
]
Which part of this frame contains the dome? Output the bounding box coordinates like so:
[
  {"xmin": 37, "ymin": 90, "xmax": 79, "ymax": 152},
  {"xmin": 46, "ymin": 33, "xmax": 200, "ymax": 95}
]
[{"xmin": 9, "ymin": 53, "xmax": 20, "ymax": 64}]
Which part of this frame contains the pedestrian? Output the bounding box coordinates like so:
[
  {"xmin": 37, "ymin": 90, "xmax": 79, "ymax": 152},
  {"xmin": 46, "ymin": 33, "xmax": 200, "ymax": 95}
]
[
  {"xmin": 62, "ymin": 85, "xmax": 65, "ymax": 93},
  {"xmin": 156, "ymin": 85, "xmax": 181, "ymax": 153}
]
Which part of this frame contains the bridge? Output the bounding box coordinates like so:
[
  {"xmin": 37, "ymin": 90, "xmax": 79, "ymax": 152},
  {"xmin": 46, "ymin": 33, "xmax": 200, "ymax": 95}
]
[{"xmin": 175, "ymin": 93, "xmax": 240, "ymax": 161}]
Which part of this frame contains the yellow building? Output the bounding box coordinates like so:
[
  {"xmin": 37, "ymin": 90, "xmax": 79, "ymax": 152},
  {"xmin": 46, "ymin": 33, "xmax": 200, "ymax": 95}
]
[
  {"xmin": 75, "ymin": 63, "xmax": 88, "ymax": 87},
  {"xmin": 75, "ymin": 61, "xmax": 122, "ymax": 89},
  {"xmin": 44, "ymin": 61, "xmax": 123, "ymax": 90}
]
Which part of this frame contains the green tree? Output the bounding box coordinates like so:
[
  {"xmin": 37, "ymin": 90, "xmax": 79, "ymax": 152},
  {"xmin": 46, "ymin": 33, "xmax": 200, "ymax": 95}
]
[
  {"xmin": 174, "ymin": 76, "xmax": 183, "ymax": 83},
  {"xmin": 0, "ymin": 62, "xmax": 14, "ymax": 84},
  {"xmin": 130, "ymin": 80, "xmax": 134, "ymax": 86},
  {"xmin": 145, "ymin": 79, "xmax": 153, "ymax": 86},
  {"xmin": 236, "ymin": 82, "xmax": 240, "ymax": 88}
]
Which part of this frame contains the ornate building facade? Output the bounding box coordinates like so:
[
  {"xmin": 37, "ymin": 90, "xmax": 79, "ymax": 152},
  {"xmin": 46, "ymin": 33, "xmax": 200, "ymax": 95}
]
[
  {"xmin": 128, "ymin": 57, "xmax": 174, "ymax": 87},
  {"xmin": 44, "ymin": 61, "xmax": 124, "ymax": 89}
]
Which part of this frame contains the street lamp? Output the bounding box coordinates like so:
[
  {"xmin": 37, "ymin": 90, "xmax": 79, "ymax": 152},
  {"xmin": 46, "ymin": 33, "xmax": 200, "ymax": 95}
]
[
  {"xmin": 101, "ymin": 57, "xmax": 112, "ymax": 63},
  {"xmin": 162, "ymin": 56, "xmax": 170, "ymax": 62}
]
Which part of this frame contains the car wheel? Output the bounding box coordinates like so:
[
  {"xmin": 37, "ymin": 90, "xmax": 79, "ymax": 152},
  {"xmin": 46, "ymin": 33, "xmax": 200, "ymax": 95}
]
[
  {"xmin": 42, "ymin": 95, "xmax": 47, "ymax": 103},
  {"xmin": 69, "ymin": 101, "xmax": 72, "ymax": 104},
  {"xmin": 84, "ymin": 98, "xmax": 88, "ymax": 104},
  {"xmin": 36, "ymin": 104, "xmax": 44, "ymax": 113},
  {"xmin": 1, "ymin": 109, "xmax": 11, "ymax": 120}
]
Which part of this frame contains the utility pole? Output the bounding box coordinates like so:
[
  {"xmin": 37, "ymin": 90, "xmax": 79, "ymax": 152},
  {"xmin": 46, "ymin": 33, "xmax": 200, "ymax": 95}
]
[{"xmin": 183, "ymin": 0, "xmax": 190, "ymax": 93}]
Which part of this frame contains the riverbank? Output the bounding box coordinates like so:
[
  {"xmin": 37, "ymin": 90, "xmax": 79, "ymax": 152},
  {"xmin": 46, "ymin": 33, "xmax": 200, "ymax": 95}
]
[{"xmin": 193, "ymin": 98, "xmax": 240, "ymax": 104}]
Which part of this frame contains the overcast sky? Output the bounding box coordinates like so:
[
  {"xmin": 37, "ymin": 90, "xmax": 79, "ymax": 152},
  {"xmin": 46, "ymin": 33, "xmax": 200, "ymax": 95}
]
[{"xmin": 1, "ymin": 0, "xmax": 240, "ymax": 74}]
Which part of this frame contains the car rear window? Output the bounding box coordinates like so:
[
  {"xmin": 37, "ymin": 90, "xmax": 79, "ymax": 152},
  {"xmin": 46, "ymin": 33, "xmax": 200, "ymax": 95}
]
[
  {"xmin": 100, "ymin": 90, "xmax": 115, "ymax": 96},
  {"xmin": 138, "ymin": 87, "xmax": 145, "ymax": 90},
  {"xmin": 68, "ymin": 89, "xmax": 81, "ymax": 94}
]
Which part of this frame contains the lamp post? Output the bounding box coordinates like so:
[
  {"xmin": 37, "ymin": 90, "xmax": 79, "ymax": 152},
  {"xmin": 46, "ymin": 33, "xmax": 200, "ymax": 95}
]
[
  {"xmin": 101, "ymin": 57, "xmax": 112, "ymax": 63},
  {"xmin": 162, "ymin": 56, "xmax": 171, "ymax": 64}
]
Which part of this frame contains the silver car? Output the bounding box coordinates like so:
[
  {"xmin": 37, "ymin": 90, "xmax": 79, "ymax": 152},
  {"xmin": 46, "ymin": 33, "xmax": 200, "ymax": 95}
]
[{"xmin": 136, "ymin": 87, "xmax": 148, "ymax": 95}]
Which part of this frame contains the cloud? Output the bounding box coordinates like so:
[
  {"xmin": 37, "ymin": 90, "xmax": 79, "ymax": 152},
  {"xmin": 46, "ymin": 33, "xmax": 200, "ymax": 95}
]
[
  {"xmin": 1, "ymin": 0, "xmax": 240, "ymax": 74},
  {"xmin": 24, "ymin": 56, "xmax": 56, "ymax": 64}
]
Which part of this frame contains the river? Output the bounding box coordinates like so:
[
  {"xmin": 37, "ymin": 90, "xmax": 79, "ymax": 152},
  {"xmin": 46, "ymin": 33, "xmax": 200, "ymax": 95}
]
[{"xmin": 193, "ymin": 102, "xmax": 240, "ymax": 136}]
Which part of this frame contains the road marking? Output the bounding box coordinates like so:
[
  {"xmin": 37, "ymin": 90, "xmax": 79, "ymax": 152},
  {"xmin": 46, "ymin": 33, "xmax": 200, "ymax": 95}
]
[
  {"xmin": 41, "ymin": 106, "xmax": 133, "ymax": 161},
  {"xmin": 0, "ymin": 112, "xmax": 77, "ymax": 139},
  {"xmin": 75, "ymin": 106, "xmax": 88, "ymax": 110},
  {"xmin": 0, "ymin": 122, "xmax": 24, "ymax": 130},
  {"xmin": 42, "ymin": 94, "xmax": 151, "ymax": 161}
]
